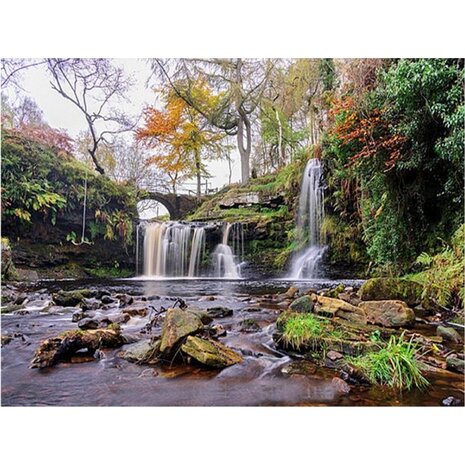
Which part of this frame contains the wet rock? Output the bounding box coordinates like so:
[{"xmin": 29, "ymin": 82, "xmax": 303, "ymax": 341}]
[
  {"xmin": 81, "ymin": 298, "xmax": 101, "ymax": 311},
  {"xmin": 118, "ymin": 294, "xmax": 134, "ymax": 307},
  {"xmin": 211, "ymin": 324, "xmax": 227, "ymax": 338},
  {"xmin": 442, "ymin": 396, "xmax": 463, "ymax": 406},
  {"xmin": 120, "ymin": 339, "xmax": 161, "ymax": 364},
  {"xmin": 72, "ymin": 310, "xmax": 93, "ymax": 322},
  {"xmin": 199, "ymin": 295, "xmax": 215, "ymax": 302},
  {"xmin": 14, "ymin": 293, "xmax": 28, "ymax": 305},
  {"xmin": 101, "ymin": 295, "xmax": 115, "ymax": 305},
  {"xmin": 181, "ymin": 336, "xmax": 243, "ymax": 368},
  {"xmin": 207, "ymin": 306, "xmax": 233, "ymax": 318},
  {"xmin": 359, "ymin": 300, "xmax": 415, "ymax": 328},
  {"xmin": 100, "ymin": 314, "xmax": 131, "ymax": 326},
  {"xmin": 283, "ymin": 286, "xmax": 299, "ymax": 299},
  {"xmin": 78, "ymin": 318, "xmax": 100, "ymax": 330},
  {"xmin": 314, "ymin": 295, "xmax": 367, "ymax": 323},
  {"xmin": 327, "ymin": 350, "xmax": 344, "ymax": 361},
  {"xmin": 359, "ymin": 278, "xmax": 422, "ymax": 306},
  {"xmin": 437, "ymin": 325, "xmax": 463, "ymax": 343},
  {"xmin": 338, "ymin": 292, "xmax": 361, "ymax": 307},
  {"xmin": 53, "ymin": 289, "xmax": 95, "ymax": 307},
  {"xmin": 332, "ymin": 377, "xmax": 351, "ymax": 395},
  {"xmin": 281, "ymin": 360, "xmax": 317, "ymax": 376},
  {"xmin": 30, "ymin": 328, "xmax": 125, "ymax": 368},
  {"xmin": 446, "ymin": 355, "xmax": 465, "ymax": 374},
  {"xmin": 122, "ymin": 305, "xmax": 149, "ymax": 317},
  {"xmin": 185, "ymin": 307, "xmax": 213, "ymax": 324},
  {"xmin": 1, "ymin": 303, "xmax": 24, "ymax": 314},
  {"xmin": 1, "ymin": 335, "xmax": 13, "ymax": 346},
  {"xmin": 243, "ymin": 306, "xmax": 262, "ymax": 312},
  {"xmin": 239, "ymin": 318, "xmax": 261, "ymax": 333},
  {"xmin": 159, "ymin": 308, "xmax": 203, "ymax": 353},
  {"xmin": 24, "ymin": 299, "xmax": 54, "ymax": 312},
  {"xmin": 326, "ymin": 284, "xmax": 345, "ymax": 299},
  {"xmin": 289, "ymin": 295, "xmax": 314, "ymax": 313}
]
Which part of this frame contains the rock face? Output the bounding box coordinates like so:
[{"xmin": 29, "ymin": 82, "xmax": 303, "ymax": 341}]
[
  {"xmin": 437, "ymin": 326, "xmax": 463, "ymax": 343},
  {"xmin": 359, "ymin": 278, "xmax": 422, "ymax": 306},
  {"xmin": 289, "ymin": 295, "xmax": 314, "ymax": 313},
  {"xmin": 359, "ymin": 300, "xmax": 415, "ymax": 328},
  {"xmin": 314, "ymin": 295, "xmax": 366, "ymax": 323},
  {"xmin": 446, "ymin": 355, "xmax": 465, "ymax": 374},
  {"xmin": 30, "ymin": 328, "xmax": 125, "ymax": 368},
  {"xmin": 181, "ymin": 336, "xmax": 243, "ymax": 368},
  {"xmin": 159, "ymin": 308, "xmax": 203, "ymax": 353}
]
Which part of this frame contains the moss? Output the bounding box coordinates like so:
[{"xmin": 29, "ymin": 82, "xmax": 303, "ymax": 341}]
[{"xmin": 359, "ymin": 278, "xmax": 422, "ymax": 306}]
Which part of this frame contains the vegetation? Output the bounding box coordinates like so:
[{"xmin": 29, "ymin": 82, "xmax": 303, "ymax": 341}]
[{"xmin": 348, "ymin": 333, "xmax": 429, "ymax": 391}]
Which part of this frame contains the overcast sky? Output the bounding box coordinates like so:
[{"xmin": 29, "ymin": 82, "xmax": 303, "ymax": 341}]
[{"xmin": 4, "ymin": 59, "xmax": 241, "ymax": 194}]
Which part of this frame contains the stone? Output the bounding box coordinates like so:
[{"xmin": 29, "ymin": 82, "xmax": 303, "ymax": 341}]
[
  {"xmin": 72, "ymin": 310, "xmax": 92, "ymax": 322},
  {"xmin": 30, "ymin": 328, "xmax": 125, "ymax": 368},
  {"xmin": 81, "ymin": 298, "xmax": 101, "ymax": 311},
  {"xmin": 101, "ymin": 295, "xmax": 115, "ymax": 305},
  {"xmin": 122, "ymin": 305, "xmax": 149, "ymax": 317},
  {"xmin": 437, "ymin": 325, "xmax": 463, "ymax": 344},
  {"xmin": 331, "ymin": 377, "xmax": 351, "ymax": 395},
  {"xmin": 446, "ymin": 355, "xmax": 465, "ymax": 374},
  {"xmin": 289, "ymin": 295, "xmax": 314, "ymax": 313},
  {"xmin": 120, "ymin": 340, "xmax": 160, "ymax": 364},
  {"xmin": 118, "ymin": 294, "xmax": 134, "ymax": 307},
  {"xmin": 239, "ymin": 318, "xmax": 261, "ymax": 333},
  {"xmin": 281, "ymin": 360, "xmax": 317, "ymax": 376},
  {"xmin": 211, "ymin": 324, "xmax": 227, "ymax": 337},
  {"xmin": 53, "ymin": 289, "xmax": 95, "ymax": 307},
  {"xmin": 78, "ymin": 318, "xmax": 100, "ymax": 330},
  {"xmin": 283, "ymin": 286, "xmax": 299, "ymax": 299},
  {"xmin": 100, "ymin": 314, "xmax": 131, "ymax": 326},
  {"xmin": 327, "ymin": 350, "xmax": 343, "ymax": 361},
  {"xmin": 359, "ymin": 300, "xmax": 416, "ymax": 328},
  {"xmin": 359, "ymin": 278, "xmax": 422, "ymax": 306},
  {"xmin": 14, "ymin": 293, "xmax": 28, "ymax": 305},
  {"xmin": 442, "ymin": 396, "xmax": 463, "ymax": 406},
  {"xmin": 159, "ymin": 308, "xmax": 203, "ymax": 353},
  {"xmin": 326, "ymin": 284, "xmax": 345, "ymax": 299},
  {"xmin": 315, "ymin": 295, "xmax": 366, "ymax": 323},
  {"xmin": 199, "ymin": 296, "xmax": 215, "ymax": 301},
  {"xmin": 1, "ymin": 335, "xmax": 13, "ymax": 346},
  {"xmin": 181, "ymin": 336, "xmax": 243, "ymax": 368},
  {"xmin": 206, "ymin": 306, "xmax": 233, "ymax": 318}
]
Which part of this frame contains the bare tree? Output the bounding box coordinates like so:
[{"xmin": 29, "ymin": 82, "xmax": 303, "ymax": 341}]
[
  {"xmin": 151, "ymin": 58, "xmax": 275, "ymax": 184},
  {"xmin": 45, "ymin": 59, "xmax": 133, "ymax": 174}
]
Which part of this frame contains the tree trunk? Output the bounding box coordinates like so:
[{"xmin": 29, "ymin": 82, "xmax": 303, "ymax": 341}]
[
  {"xmin": 195, "ymin": 149, "xmax": 202, "ymax": 201},
  {"xmin": 237, "ymin": 111, "xmax": 251, "ymax": 184}
]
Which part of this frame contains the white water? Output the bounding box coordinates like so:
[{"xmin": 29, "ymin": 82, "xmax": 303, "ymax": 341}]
[
  {"xmin": 213, "ymin": 223, "xmax": 242, "ymax": 278},
  {"xmin": 289, "ymin": 158, "xmax": 326, "ymax": 279},
  {"xmin": 142, "ymin": 221, "xmax": 242, "ymax": 279}
]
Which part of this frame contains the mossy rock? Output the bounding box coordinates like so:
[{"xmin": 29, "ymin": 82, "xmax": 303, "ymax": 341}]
[
  {"xmin": 120, "ymin": 339, "xmax": 161, "ymax": 364},
  {"xmin": 159, "ymin": 308, "xmax": 203, "ymax": 353},
  {"xmin": 181, "ymin": 336, "xmax": 243, "ymax": 368},
  {"xmin": 53, "ymin": 289, "xmax": 95, "ymax": 307},
  {"xmin": 359, "ymin": 300, "xmax": 416, "ymax": 328},
  {"xmin": 359, "ymin": 278, "xmax": 422, "ymax": 306},
  {"xmin": 289, "ymin": 295, "xmax": 314, "ymax": 313}
]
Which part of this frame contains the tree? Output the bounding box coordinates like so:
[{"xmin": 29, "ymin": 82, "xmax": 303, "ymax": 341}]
[
  {"xmin": 151, "ymin": 58, "xmax": 275, "ymax": 184},
  {"xmin": 137, "ymin": 83, "xmax": 226, "ymax": 199}
]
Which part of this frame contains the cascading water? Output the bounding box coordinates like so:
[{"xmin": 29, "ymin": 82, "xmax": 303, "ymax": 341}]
[
  {"xmin": 213, "ymin": 223, "xmax": 242, "ymax": 278},
  {"xmin": 141, "ymin": 221, "xmax": 242, "ymax": 279},
  {"xmin": 289, "ymin": 158, "xmax": 326, "ymax": 279}
]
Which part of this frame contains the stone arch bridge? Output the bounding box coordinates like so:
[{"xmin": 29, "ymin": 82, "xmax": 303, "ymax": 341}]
[{"xmin": 140, "ymin": 192, "xmax": 199, "ymax": 220}]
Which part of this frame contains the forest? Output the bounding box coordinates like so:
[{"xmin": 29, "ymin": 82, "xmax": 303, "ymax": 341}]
[{"xmin": 1, "ymin": 58, "xmax": 464, "ymax": 407}]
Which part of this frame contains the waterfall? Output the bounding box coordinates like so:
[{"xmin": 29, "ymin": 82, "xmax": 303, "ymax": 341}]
[
  {"xmin": 140, "ymin": 221, "xmax": 242, "ymax": 279},
  {"xmin": 213, "ymin": 223, "xmax": 242, "ymax": 278},
  {"xmin": 289, "ymin": 158, "xmax": 326, "ymax": 279}
]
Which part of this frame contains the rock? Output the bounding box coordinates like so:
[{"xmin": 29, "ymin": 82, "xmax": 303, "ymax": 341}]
[
  {"xmin": 289, "ymin": 295, "xmax": 314, "ymax": 313},
  {"xmin": 72, "ymin": 310, "xmax": 92, "ymax": 322},
  {"xmin": 1, "ymin": 238, "xmax": 19, "ymax": 280},
  {"xmin": 326, "ymin": 284, "xmax": 345, "ymax": 299},
  {"xmin": 327, "ymin": 350, "xmax": 343, "ymax": 361},
  {"xmin": 78, "ymin": 318, "xmax": 100, "ymax": 330},
  {"xmin": 314, "ymin": 295, "xmax": 366, "ymax": 323},
  {"xmin": 100, "ymin": 314, "xmax": 131, "ymax": 326},
  {"xmin": 437, "ymin": 325, "xmax": 463, "ymax": 343},
  {"xmin": 181, "ymin": 336, "xmax": 243, "ymax": 368},
  {"xmin": 446, "ymin": 355, "xmax": 465, "ymax": 374},
  {"xmin": 243, "ymin": 306, "xmax": 261, "ymax": 312},
  {"xmin": 1, "ymin": 335, "xmax": 13, "ymax": 346},
  {"xmin": 30, "ymin": 328, "xmax": 125, "ymax": 368},
  {"xmin": 239, "ymin": 318, "xmax": 261, "ymax": 333},
  {"xmin": 331, "ymin": 377, "xmax": 351, "ymax": 395},
  {"xmin": 185, "ymin": 307, "xmax": 213, "ymax": 324},
  {"xmin": 24, "ymin": 299, "xmax": 54, "ymax": 312},
  {"xmin": 442, "ymin": 396, "xmax": 463, "ymax": 406},
  {"xmin": 159, "ymin": 308, "xmax": 203, "ymax": 353},
  {"xmin": 118, "ymin": 294, "xmax": 134, "ymax": 307},
  {"xmin": 207, "ymin": 306, "xmax": 233, "ymax": 318},
  {"xmin": 199, "ymin": 296, "xmax": 215, "ymax": 301},
  {"xmin": 120, "ymin": 340, "xmax": 160, "ymax": 364},
  {"xmin": 122, "ymin": 305, "xmax": 149, "ymax": 317},
  {"xmin": 14, "ymin": 293, "xmax": 28, "ymax": 305},
  {"xmin": 338, "ymin": 292, "xmax": 361, "ymax": 306},
  {"xmin": 283, "ymin": 286, "xmax": 299, "ymax": 299},
  {"xmin": 81, "ymin": 298, "xmax": 101, "ymax": 311},
  {"xmin": 101, "ymin": 295, "xmax": 115, "ymax": 305},
  {"xmin": 53, "ymin": 289, "xmax": 95, "ymax": 307},
  {"xmin": 359, "ymin": 300, "xmax": 415, "ymax": 327},
  {"xmin": 281, "ymin": 360, "xmax": 317, "ymax": 376},
  {"xmin": 359, "ymin": 278, "xmax": 422, "ymax": 306},
  {"xmin": 211, "ymin": 324, "xmax": 227, "ymax": 337}
]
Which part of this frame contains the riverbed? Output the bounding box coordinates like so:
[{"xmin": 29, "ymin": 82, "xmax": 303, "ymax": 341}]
[{"xmin": 1, "ymin": 278, "xmax": 463, "ymax": 406}]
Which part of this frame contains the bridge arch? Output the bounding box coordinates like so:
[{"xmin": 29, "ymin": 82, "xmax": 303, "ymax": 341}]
[{"xmin": 140, "ymin": 192, "xmax": 198, "ymax": 220}]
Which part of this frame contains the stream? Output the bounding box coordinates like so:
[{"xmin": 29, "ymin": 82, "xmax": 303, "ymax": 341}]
[{"xmin": 2, "ymin": 277, "xmax": 463, "ymax": 406}]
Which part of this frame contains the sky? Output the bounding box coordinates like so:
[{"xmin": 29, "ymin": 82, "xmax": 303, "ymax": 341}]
[{"xmin": 3, "ymin": 58, "xmax": 242, "ymax": 194}]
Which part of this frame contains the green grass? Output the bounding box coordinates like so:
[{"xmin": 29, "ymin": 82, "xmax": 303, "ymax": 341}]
[
  {"xmin": 348, "ymin": 333, "xmax": 429, "ymax": 391},
  {"xmin": 281, "ymin": 313, "xmax": 328, "ymax": 350}
]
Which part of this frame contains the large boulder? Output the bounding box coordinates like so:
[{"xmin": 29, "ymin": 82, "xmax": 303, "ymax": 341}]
[
  {"xmin": 289, "ymin": 295, "xmax": 314, "ymax": 313},
  {"xmin": 159, "ymin": 308, "xmax": 203, "ymax": 353},
  {"xmin": 120, "ymin": 340, "xmax": 160, "ymax": 364},
  {"xmin": 359, "ymin": 300, "xmax": 415, "ymax": 328},
  {"xmin": 314, "ymin": 295, "xmax": 366, "ymax": 323},
  {"xmin": 181, "ymin": 336, "xmax": 243, "ymax": 368},
  {"xmin": 359, "ymin": 278, "xmax": 422, "ymax": 306},
  {"xmin": 53, "ymin": 289, "xmax": 95, "ymax": 307},
  {"xmin": 437, "ymin": 325, "xmax": 463, "ymax": 344}
]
